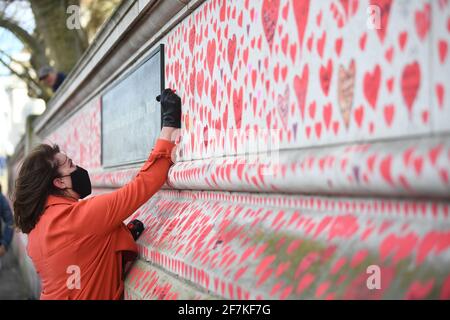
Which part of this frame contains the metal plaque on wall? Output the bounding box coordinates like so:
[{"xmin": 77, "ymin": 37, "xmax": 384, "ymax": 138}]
[{"xmin": 101, "ymin": 44, "xmax": 164, "ymax": 168}]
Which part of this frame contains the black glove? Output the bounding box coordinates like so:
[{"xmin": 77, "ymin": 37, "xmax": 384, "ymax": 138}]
[
  {"xmin": 127, "ymin": 219, "xmax": 144, "ymax": 241},
  {"xmin": 156, "ymin": 88, "xmax": 181, "ymax": 128}
]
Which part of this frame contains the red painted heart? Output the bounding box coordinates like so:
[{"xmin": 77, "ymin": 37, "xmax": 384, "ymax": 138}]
[
  {"xmin": 277, "ymin": 86, "xmax": 290, "ymax": 127},
  {"xmin": 398, "ymin": 31, "xmax": 408, "ymax": 51},
  {"xmin": 353, "ymin": 105, "xmax": 364, "ymax": 128},
  {"xmin": 401, "ymin": 61, "xmax": 421, "ymax": 114},
  {"xmin": 207, "ymin": 39, "xmax": 216, "ymax": 78},
  {"xmin": 293, "ymin": 0, "xmax": 311, "ymax": 50},
  {"xmin": 189, "ymin": 27, "xmax": 196, "ymax": 54},
  {"xmin": 415, "ymin": 3, "xmax": 431, "ymax": 41},
  {"xmin": 294, "ymin": 65, "xmax": 309, "ymax": 120},
  {"xmin": 233, "ymin": 88, "xmax": 244, "ymax": 129},
  {"xmin": 317, "ymin": 31, "xmax": 326, "ymax": 58},
  {"xmin": 323, "ymin": 103, "xmax": 332, "ymax": 130},
  {"xmin": 320, "ymin": 60, "xmax": 333, "ymax": 96},
  {"xmin": 211, "ymin": 80, "xmax": 217, "ymax": 107},
  {"xmin": 227, "ymin": 34, "xmax": 236, "ymax": 71},
  {"xmin": 439, "ymin": 40, "xmax": 448, "ymax": 64},
  {"xmin": 262, "ymin": 0, "xmax": 281, "ymax": 51},
  {"xmin": 436, "ymin": 84, "xmax": 445, "ymax": 108},
  {"xmin": 363, "ymin": 65, "xmax": 381, "ymax": 109},
  {"xmin": 371, "ymin": 0, "xmax": 392, "ymax": 43},
  {"xmin": 383, "ymin": 104, "xmax": 395, "ymax": 127}
]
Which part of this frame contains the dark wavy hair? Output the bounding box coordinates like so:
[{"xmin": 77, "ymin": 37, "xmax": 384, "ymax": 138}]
[{"xmin": 13, "ymin": 144, "xmax": 65, "ymax": 234}]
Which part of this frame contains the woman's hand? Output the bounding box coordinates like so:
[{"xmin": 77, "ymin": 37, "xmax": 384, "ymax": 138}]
[
  {"xmin": 170, "ymin": 129, "xmax": 181, "ymax": 163},
  {"xmin": 159, "ymin": 89, "xmax": 181, "ymax": 128}
]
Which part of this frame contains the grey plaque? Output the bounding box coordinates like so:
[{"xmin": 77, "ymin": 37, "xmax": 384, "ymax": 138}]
[{"xmin": 102, "ymin": 44, "xmax": 164, "ymax": 167}]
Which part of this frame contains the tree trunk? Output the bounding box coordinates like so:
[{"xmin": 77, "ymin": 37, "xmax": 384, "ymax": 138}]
[{"xmin": 29, "ymin": 0, "xmax": 88, "ymax": 74}]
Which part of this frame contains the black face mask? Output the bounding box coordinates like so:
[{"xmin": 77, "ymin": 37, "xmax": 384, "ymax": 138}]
[{"xmin": 60, "ymin": 166, "xmax": 92, "ymax": 199}]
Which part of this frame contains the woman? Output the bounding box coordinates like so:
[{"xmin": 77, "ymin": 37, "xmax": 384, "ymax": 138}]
[{"xmin": 13, "ymin": 89, "xmax": 181, "ymax": 299}]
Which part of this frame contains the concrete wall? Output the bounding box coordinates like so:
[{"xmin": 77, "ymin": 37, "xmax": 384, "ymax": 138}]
[{"xmin": 10, "ymin": 0, "xmax": 450, "ymax": 299}]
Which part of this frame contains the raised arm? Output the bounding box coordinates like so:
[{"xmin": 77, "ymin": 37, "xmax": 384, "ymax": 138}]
[{"xmin": 71, "ymin": 89, "xmax": 182, "ymax": 236}]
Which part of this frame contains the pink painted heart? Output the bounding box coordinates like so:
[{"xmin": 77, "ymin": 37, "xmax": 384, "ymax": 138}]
[
  {"xmin": 196, "ymin": 70, "xmax": 204, "ymax": 97},
  {"xmin": 294, "ymin": 65, "xmax": 309, "ymax": 120},
  {"xmin": 277, "ymin": 86, "xmax": 290, "ymax": 127},
  {"xmin": 207, "ymin": 39, "xmax": 216, "ymax": 78},
  {"xmin": 174, "ymin": 61, "xmax": 180, "ymax": 84},
  {"xmin": 338, "ymin": 60, "xmax": 356, "ymax": 128}
]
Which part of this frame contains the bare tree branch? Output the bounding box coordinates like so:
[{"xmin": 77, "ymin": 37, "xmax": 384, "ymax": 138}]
[
  {"xmin": 0, "ymin": 13, "xmax": 48, "ymax": 70},
  {"xmin": 0, "ymin": 50, "xmax": 51, "ymax": 102}
]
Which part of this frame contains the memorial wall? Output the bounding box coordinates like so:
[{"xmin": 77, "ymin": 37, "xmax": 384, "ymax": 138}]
[{"xmin": 10, "ymin": 0, "xmax": 450, "ymax": 299}]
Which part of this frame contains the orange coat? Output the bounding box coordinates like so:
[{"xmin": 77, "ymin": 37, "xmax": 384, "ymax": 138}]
[{"xmin": 27, "ymin": 138, "xmax": 175, "ymax": 300}]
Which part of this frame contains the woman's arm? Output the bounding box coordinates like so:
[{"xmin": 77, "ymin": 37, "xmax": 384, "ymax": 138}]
[
  {"xmin": 159, "ymin": 127, "xmax": 176, "ymax": 141},
  {"xmin": 72, "ymin": 129, "xmax": 177, "ymax": 236},
  {"xmin": 71, "ymin": 89, "xmax": 182, "ymax": 236}
]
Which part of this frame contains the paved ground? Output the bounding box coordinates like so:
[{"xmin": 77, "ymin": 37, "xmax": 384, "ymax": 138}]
[{"xmin": 0, "ymin": 249, "xmax": 30, "ymax": 300}]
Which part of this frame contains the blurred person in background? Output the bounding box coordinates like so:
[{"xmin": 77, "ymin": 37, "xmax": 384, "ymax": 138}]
[
  {"xmin": 38, "ymin": 66, "xmax": 66, "ymax": 92},
  {"xmin": 0, "ymin": 184, "xmax": 14, "ymax": 271}
]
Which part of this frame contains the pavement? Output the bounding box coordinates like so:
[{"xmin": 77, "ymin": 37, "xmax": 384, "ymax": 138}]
[{"xmin": 0, "ymin": 248, "xmax": 30, "ymax": 300}]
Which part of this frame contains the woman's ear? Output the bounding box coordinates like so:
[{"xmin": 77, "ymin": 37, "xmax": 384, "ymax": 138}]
[{"xmin": 53, "ymin": 177, "xmax": 65, "ymax": 190}]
